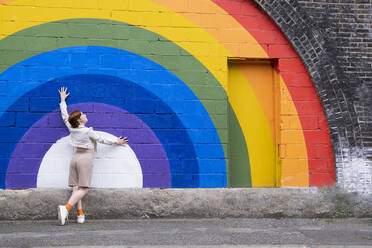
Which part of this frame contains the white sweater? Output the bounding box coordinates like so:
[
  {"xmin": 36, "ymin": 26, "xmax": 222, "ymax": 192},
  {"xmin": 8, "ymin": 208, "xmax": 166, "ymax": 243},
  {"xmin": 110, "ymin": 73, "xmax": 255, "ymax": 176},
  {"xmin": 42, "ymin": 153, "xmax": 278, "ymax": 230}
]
[{"xmin": 59, "ymin": 101, "xmax": 116, "ymax": 150}]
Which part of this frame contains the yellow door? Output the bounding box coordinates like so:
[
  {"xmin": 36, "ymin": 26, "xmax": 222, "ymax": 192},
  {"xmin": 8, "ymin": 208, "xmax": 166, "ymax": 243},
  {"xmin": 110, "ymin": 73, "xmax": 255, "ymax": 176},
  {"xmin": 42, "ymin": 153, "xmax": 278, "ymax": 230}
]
[{"xmin": 228, "ymin": 59, "xmax": 279, "ymax": 187}]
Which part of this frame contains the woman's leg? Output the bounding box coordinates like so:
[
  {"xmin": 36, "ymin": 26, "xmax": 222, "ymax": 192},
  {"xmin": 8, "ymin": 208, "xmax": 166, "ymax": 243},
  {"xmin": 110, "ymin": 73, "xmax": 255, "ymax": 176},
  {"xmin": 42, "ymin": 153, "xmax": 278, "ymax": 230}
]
[
  {"xmin": 72, "ymin": 186, "xmax": 82, "ymax": 210},
  {"xmin": 67, "ymin": 187, "xmax": 89, "ymax": 207},
  {"xmin": 58, "ymin": 187, "xmax": 88, "ymax": 225}
]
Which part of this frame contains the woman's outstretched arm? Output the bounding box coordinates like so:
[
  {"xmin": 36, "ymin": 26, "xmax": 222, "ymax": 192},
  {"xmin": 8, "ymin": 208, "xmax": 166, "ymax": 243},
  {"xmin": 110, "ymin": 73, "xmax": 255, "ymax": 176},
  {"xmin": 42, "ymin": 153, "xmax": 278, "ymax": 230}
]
[
  {"xmin": 88, "ymin": 128, "xmax": 128, "ymax": 146},
  {"xmin": 58, "ymin": 86, "xmax": 72, "ymax": 129}
]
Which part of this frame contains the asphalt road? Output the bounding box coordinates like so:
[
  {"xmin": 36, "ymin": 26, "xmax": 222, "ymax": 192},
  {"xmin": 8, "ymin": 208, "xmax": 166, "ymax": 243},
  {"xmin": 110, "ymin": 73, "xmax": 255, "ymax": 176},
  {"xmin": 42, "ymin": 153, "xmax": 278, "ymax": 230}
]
[{"xmin": 0, "ymin": 218, "xmax": 371, "ymax": 247}]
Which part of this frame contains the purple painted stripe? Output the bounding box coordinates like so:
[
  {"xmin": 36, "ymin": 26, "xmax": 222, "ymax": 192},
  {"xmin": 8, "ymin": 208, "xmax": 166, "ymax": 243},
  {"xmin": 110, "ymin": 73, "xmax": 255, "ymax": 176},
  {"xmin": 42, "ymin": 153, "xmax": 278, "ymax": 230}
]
[{"xmin": 6, "ymin": 102, "xmax": 171, "ymax": 188}]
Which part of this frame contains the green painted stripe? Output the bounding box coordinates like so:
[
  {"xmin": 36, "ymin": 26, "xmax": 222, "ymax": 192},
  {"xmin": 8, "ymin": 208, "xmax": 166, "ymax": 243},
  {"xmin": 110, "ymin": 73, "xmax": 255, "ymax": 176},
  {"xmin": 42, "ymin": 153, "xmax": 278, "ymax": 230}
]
[
  {"xmin": 228, "ymin": 104, "xmax": 252, "ymax": 187},
  {"xmin": 0, "ymin": 18, "xmax": 252, "ymax": 187}
]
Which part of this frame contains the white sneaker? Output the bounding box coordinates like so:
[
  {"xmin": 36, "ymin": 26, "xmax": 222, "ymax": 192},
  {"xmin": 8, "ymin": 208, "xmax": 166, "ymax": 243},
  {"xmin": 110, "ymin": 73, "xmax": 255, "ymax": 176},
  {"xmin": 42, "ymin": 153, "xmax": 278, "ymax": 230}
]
[
  {"xmin": 57, "ymin": 205, "xmax": 69, "ymax": 225},
  {"xmin": 77, "ymin": 215, "xmax": 85, "ymax": 224}
]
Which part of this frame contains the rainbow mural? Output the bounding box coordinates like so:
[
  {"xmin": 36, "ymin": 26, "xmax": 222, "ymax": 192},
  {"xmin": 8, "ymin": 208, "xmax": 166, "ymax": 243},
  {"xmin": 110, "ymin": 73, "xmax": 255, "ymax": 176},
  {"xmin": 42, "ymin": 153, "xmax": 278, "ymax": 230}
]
[{"xmin": 0, "ymin": 0, "xmax": 335, "ymax": 189}]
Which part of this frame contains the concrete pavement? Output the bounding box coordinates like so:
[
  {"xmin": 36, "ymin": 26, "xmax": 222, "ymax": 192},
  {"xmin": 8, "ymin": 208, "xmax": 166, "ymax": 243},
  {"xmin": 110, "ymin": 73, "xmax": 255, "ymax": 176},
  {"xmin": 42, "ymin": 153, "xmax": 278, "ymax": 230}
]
[{"xmin": 0, "ymin": 218, "xmax": 371, "ymax": 247}]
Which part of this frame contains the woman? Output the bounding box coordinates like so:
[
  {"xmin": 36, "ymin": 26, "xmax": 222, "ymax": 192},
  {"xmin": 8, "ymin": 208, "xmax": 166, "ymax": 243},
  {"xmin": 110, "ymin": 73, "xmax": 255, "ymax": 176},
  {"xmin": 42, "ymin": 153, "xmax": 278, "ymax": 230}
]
[{"xmin": 57, "ymin": 86, "xmax": 128, "ymax": 225}]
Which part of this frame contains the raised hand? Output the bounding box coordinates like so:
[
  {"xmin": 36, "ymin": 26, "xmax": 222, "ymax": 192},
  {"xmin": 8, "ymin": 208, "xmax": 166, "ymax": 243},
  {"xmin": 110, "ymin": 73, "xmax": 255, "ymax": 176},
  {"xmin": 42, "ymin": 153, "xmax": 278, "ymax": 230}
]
[
  {"xmin": 116, "ymin": 136, "xmax": 128, "ymax": 145},
  {"xmin": 58, "ymin": 86, "xmax": 70, "ymax": 102}
]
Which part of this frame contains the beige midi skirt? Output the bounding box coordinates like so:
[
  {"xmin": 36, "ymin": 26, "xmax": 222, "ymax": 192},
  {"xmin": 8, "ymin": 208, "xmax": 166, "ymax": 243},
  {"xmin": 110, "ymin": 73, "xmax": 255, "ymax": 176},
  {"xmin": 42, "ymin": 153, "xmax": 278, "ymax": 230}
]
[{"xmin": 68, "ymin": 148, "xmax": 94, "ymax": 188}]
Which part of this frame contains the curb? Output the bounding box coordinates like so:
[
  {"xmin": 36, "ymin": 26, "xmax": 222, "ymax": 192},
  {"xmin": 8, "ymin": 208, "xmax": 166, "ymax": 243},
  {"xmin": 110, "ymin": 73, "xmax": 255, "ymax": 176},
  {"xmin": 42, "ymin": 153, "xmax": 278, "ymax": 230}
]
[{"xmin": 0, "ymin": 187, "xmax": 371, "ymax": 220}]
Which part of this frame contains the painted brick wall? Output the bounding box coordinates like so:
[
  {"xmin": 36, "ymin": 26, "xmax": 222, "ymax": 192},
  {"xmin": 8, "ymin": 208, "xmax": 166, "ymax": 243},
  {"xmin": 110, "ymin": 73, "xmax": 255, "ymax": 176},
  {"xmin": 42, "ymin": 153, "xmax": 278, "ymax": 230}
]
[{"xmin": 0, "ymin": 0, "xmax": 349, "ymax": 191}]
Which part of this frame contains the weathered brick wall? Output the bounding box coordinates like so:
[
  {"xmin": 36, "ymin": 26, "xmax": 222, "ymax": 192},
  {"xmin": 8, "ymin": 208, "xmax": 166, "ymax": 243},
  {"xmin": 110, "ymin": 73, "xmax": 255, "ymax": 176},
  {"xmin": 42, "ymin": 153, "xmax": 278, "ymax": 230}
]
[
  {"xmin": 254, "ymin": 0, "xmax": 372, "ymax": 194},
  {"xmin": 298, "ymin": 0, "xmax": 372, "ymax": 194},
  {"xmin": 299, "ymin": 0, "xmax": 372, "ymax": 84}
]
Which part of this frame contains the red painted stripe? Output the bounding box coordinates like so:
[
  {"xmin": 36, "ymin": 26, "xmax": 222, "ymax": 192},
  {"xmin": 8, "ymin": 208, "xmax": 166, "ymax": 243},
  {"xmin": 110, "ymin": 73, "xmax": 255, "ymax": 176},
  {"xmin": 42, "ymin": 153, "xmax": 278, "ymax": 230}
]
[{"xmin": 212, "ymin": 0, "xmax": 335, "ymax": 186}]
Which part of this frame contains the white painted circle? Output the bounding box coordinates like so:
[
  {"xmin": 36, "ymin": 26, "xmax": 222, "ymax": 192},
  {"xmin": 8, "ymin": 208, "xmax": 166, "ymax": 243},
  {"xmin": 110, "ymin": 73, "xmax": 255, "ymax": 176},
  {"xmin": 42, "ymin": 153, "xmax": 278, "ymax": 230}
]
[{"xmin": 37, "ymin": 132, "xmax": 143, "ymax": 188}]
